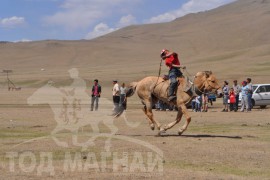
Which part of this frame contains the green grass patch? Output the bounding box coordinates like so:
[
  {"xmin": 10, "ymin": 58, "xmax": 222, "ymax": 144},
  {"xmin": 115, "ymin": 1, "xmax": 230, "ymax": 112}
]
[
  {"xmin": 0, "ymin": 128, "xmax": 48, "ymax": 140},
  {"xmin": 168, "ymin": 160, "xmax": 270, "ymax": 178}
]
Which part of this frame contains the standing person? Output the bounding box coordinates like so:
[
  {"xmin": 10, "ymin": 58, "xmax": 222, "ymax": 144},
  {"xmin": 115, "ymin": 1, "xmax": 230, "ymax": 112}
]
[
  {"xmin": 112, "ymin": 80, "xmax": 120, "ymax": 114},
  {"xmin": 160, "ymin": 49, "xmax": 183, "ymax": 101},
  {"xmin": 195, "ymin": 95, "xmax": 202, "ymax": 112},
  {"xmin": 191, "ymin": 98, "xmax": 196, "ymax": 112},
  {"xmin": 202, "ymin": 89, "xmax": 209, "ymax": 112},
  {"xmin": 240, "ymin": 81, "xmax": 249, "ymax": 112},
  {"xmin": 229, "ymin": 88, "xmax": 236, "ymax": 112},
  {"xmin": 159, "ymin": 101, "xmax": 166, "ymax": 111},
  {"xmin": 91, "ymin": 79, "xmax": 101, "ymax": 111},
  {"xmin": 222, "ymin": 81, "xmax": 229, "ymax": 112},
  {"xmin": 232, "ymin": 80, "xmax": 241, "ymax": 111},
  {"xmin": 246, "ymin": 78, "xmax": 253, "ymax": 111},
  {"xmin": 120, "ymin": 83, "xmax": 127, "ymax": 110},
  {"xmin": 155, "ymin": 101, "xmax": 161, "ymax": 111}
]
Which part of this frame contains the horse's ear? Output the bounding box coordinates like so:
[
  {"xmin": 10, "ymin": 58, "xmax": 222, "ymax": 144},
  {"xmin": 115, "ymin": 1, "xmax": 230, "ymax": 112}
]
[{"xmin": 205, "ymin": 71, "xmax": 212, "ymax": 78}]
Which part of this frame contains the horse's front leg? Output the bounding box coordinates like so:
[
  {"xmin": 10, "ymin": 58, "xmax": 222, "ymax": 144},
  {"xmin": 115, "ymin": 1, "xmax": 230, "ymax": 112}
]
[
  {"xmin": 159, "ymin": 108, "xmax": 183, "ymax": 135},
  {"xmin": 178, "ymin": 104, "xmax": 191, "ymax": 135}
]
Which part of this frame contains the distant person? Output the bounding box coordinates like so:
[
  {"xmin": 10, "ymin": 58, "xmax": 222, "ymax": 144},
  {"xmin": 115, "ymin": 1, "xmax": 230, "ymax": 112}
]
[
  {"xmin": 195, "ymin": 95, "xmax": 202, "ymax": 112},
  {"xmin": 229, "ymin": 88, "xmax": 236, "ymax": 112},
  {"xmin": 246, "ymin": 78, "xmax": 253, "ymax": 111},
  {"xmin": 222, "ymin": 81, "xmax": 229, "ymax": 112},
  {"xmin": 191, "ymin": 98, "xmax": 196, "ymax": 112},
  {"xmin": 240, "ymin": 81, "xmax": 249, "ymax": 112},
  {"xmin": 155, "ymin": 100, "xmax": 166, "ymax": 111},
  {"xmin": 112, "ymin": 80, "xmax": 120, "ymax": 114},
  {"xmin": 120, "ymin": 83, "xmax": 127, "ymax": 110},
  {"xmin": 160, "ymin": 49, "xmax": 183, "ymax": 101},
  {"xmin": 232, "ymin": 80, "xmax": 241, "ymax": 111},
  {"xmin": 91, "ymin": 79, "xmax": 101, "ymax": 111},
  {"xmin": 208, "ymin": 95, "xmax": 213, "ymax": 106},
  {"xmin": 155, "ymin": 101, "xmax": 160, "ymax": 111},
  {"xmin": 202, "ymin": 89, "xmax": 209, "ymax": 112}
]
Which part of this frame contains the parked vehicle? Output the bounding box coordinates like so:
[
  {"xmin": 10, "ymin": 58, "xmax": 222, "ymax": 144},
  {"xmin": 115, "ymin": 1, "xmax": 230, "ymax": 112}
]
[{"xmin": 239, "ymin": 84, "xmax": 270, "ymax": 108}]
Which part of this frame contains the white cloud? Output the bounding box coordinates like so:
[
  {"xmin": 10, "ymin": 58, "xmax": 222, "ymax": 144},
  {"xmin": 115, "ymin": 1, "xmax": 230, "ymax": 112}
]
[
  {"xmin": 85, "ymin": 23, "xmax": 116, "ymax": 39},
  {"xmin": 44, "ymin": 0, "xmax": 139, "ymax": 30},
  {"xmin": 117, "ymin": 14, "xmax": 137, "ymax": 28},
  {"xmin": 43, "ymin": 0, "xmax": 235, "ymax": 39},
  {"xmin": 0, "ymin": 16, "xmax": 26, "ymax": 28},
  {"xmin": 146, "ymin": 0, "xmax": 236, "ymax": 23},
  {"xmin": 44, "ymin": 10, "xmax": 102, "ymax": 30},
  {"xmin": 14, "ymin": 38, "xmax": 32, "ymax": 43},
  {"xmin": 84, "ymin": 14, "xmax": 136, "ymax": 40}
]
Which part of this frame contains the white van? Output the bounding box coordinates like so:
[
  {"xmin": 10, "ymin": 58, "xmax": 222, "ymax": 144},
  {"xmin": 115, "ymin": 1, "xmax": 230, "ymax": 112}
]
[{"xmin": 239, "ymin": 84, "xmax": 270, "ymax": 108}]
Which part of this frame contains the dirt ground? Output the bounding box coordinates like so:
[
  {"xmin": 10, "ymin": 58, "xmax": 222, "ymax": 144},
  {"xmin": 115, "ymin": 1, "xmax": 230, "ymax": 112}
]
[{"xmin": 0, "ymin": 87, "xmax": 270, "ymax": 180}]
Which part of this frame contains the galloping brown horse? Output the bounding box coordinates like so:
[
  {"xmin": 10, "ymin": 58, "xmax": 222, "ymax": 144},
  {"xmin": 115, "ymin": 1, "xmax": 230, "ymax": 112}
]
[{"xmin": 125, "ymin": 71, "xmax": 222, "ymax": 135}]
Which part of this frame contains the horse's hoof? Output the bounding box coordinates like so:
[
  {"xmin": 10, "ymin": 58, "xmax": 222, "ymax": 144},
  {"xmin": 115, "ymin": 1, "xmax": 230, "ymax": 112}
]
[
  {"xmin": 150, "ymin": 124, "xmax": 155, "ymax": 131},
  {"xmin": 158, "ymin": 129, "xmax": 166, "ymax": 136},
  {"xmin": 178, "ymin": 130, "xmax": 183, "ymax": 136}
]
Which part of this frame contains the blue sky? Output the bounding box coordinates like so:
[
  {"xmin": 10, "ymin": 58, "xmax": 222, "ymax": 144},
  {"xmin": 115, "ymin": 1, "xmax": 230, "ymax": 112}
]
[{"xmin": 0, "ymin": 0, "xmax": 236, "ymax": 42}]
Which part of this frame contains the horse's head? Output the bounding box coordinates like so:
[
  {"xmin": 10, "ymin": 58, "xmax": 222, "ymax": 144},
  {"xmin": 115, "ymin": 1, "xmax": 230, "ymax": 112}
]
[{"xmin": 194, "ymin": 71, "xmax": 222, "ymax": 97}]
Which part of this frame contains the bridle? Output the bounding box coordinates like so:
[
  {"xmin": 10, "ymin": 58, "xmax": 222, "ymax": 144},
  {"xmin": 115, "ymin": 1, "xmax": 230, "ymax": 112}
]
[{"xmin": 192, "ymin": 73, "xmax": 220, "ymax": 96}]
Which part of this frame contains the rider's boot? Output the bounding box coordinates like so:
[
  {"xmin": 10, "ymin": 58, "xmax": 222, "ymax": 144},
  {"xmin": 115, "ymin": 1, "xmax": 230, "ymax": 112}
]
[{"xmin": 168, "ymin": 80, "xmax": 177, "ymax": 101}]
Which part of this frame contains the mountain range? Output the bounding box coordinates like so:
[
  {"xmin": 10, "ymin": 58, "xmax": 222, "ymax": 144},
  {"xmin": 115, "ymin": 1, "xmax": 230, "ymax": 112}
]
[{"xmin": 0, "ymin": 0, "xmax": 269, "ymax": 86}]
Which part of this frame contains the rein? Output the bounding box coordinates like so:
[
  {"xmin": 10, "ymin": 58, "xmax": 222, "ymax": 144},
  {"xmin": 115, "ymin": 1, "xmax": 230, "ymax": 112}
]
[
  {"xmin": 181, "ymin": 68, "xmax": 204, "ymax": 96},
  {"xmin": 152, "ymin": 58, "xmax": 163, "ymax": 93}
]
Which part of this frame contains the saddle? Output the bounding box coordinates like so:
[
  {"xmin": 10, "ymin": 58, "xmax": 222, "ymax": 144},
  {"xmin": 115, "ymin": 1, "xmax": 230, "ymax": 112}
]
[{"xmin": 161, "ymin": 75, "xmax": 193, "ymax": 100}]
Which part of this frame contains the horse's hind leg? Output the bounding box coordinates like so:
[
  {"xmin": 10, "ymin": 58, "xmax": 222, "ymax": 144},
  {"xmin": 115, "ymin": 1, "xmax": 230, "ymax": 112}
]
[
  {"xmin": 142, "ymin": 104, "xmax": 155, "ymax": 130},
  {"xmin": 178, "ymin": 104, "xmax": 191, "ymax": 135},
  {"xmin": 142, "ymin": 99, "xmax": 161, "ymax": 131}
]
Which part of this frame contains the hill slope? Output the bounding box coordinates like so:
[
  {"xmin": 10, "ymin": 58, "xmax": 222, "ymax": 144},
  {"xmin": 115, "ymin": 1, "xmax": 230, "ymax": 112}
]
[{"xmin": 0, "ymin": 0, "xmax": 270, "ymax": 85}]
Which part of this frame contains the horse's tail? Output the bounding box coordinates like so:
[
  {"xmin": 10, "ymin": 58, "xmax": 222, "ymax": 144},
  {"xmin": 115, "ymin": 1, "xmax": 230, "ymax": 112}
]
[{"xmin": 126, "ymin": 82, "xmax": 138, "ymax": 97}]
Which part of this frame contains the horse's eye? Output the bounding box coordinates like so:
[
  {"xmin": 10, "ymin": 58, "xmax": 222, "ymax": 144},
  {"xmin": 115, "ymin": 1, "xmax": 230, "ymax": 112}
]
[{"xmin": 211, "ymin": 80, "xmax": 215, "ymax": 83}]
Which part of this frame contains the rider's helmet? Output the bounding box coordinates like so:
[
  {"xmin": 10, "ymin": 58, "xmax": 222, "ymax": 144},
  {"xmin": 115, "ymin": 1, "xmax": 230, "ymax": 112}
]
[{"xmin": 160, "ymin": 49, "xmax": 168, "ymax": 57}]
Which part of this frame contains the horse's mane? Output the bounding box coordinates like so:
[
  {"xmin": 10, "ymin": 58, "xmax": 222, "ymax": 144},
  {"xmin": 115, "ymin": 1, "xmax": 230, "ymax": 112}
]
[
  {"xmin": 205, "ymin": 70, "xmax": 212, "ymax": 74},
  {"xmin": 196, "ymin": 71, "xmax": 212, "ymax": 77}
]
